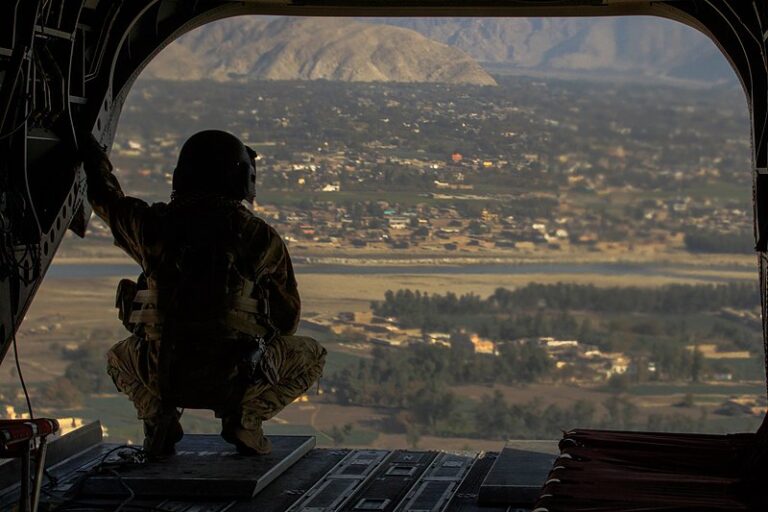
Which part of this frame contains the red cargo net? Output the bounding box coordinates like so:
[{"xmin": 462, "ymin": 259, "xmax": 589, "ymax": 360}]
[{"xmin": 533, "ymin": 415, "xmax": 768, "ymax": 512}]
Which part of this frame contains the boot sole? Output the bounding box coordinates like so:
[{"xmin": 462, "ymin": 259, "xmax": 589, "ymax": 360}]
[{"xmin": 221, "ymin": 427, "xmax": 271, "ymax": 455}]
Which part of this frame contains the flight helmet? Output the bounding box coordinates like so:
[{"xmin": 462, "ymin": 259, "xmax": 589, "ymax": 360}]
[{"xmin": 172, "ymin": 130, "xmax": 257, "ymax": 201}]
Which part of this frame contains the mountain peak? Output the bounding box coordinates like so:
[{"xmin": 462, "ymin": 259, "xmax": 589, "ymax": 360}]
[{"xmin": 143, "ymin": 17, "xmax": 497, "ymax": 86}]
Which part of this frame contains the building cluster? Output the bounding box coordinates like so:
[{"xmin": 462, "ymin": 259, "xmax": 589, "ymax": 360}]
[
  {"xmin": 96, "ymin": 78, "xmax": 753, "ymax": 257},
  {"xmin": 304, "ymin": 311, "xmax": 634, "ymax": 382},
  {"xmin": 305, "ymin": 306, "xmax": 761, "ymax": 386}
]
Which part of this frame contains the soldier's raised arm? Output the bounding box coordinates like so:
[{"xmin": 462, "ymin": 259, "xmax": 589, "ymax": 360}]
[{"xmin": 80, "ymin": 134, "xmax": 150, "ymax": 263}]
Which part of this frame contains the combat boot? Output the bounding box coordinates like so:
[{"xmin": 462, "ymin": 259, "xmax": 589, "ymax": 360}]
[
  {"xmin": 143, "ymin": 411, "xmax": 183, "ymax": 459},
  {"xmin": 221, "ymin": 417, "xmax": 272, "ymax": 455}
]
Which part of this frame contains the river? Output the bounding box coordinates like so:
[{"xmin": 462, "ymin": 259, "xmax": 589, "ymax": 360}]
[{"xmin": 45, "ymin": 261, "xmax": 754, "ymax": 283}]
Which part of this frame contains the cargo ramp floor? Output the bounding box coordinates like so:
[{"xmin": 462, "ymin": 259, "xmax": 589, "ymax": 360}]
[{"xmin": 0, "ymin": 422, "xmax": 557, "ymax": 512}]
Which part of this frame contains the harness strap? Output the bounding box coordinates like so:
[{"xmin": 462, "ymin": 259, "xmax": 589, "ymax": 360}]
[
  {"xmin": 232, "ymin": 296, "xmax": 264, "ymax": 315},
  {"xmin": 224, "ymin": 312, "xmax": 270, "ymax": 338},
  {"xmin": 127, "ymin": 280, "xmax": 271, "ymax": 337},
  {"xmin": 134, "ymin": 289, "xmax": 157, "ymax": 304},
  {"xmin": 129, "ymin": 309, "xmax": 164, "ymax": 325}
]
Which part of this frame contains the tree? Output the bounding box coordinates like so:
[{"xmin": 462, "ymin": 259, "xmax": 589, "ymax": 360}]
[
  {"xmin": 607, "ymin": 373, "xmax": 630, "ymax": 393},
  {"xmin": 603, "ymin": 396, "xmax": 638, "ymax": 429},
  {"xmin": 65, "ymin": 358, "xmax": 114, "ymax": 394},
  {"xmin": 690, "ymin": 346, "xmax": 704, "ymax": 383},
  {"xmin": 468, "ymin": 220, "xmax": 489, "ymax": 235},
  {"xmin": 37, "ymin": 377, "xmax": 84, "ymax": 408},
  {"xmin": 405, "ymin": 424, "xmax": 421, "ymax": 449},
  {"xmin": 409, "ymin": 387, "xmax": 457, "ymax": 429},
  {"xmin": 475, "ymin": 391, "xmax": 513, "ymax": 439},
  {"xmin": 329, "ymin": 424, "xmax": 353, "ymax": 446},
  {"xmin": 678, "ymin": 393, "xmax": 695, "ymax": 408},
  {"xmin": 571, "ymin": 400, "xmax": 597, "ymax": 426},
  {"xmin": 297, "ymin": 197, "xmax": 314, "ymax": 211}
]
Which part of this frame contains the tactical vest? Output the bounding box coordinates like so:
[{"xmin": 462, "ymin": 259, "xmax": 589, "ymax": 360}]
[{"xmin": 116, "ymin": 196, "xmax": 276, "ymax": 344}]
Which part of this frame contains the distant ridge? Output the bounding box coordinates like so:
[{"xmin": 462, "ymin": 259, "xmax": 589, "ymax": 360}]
[
  {"xmin": 374, "ymin": 17, "xmax": 736, "ymax": 85},
  {"xmin": 143, "ymin": 17, "xmax": 497, "ymax": 86}
]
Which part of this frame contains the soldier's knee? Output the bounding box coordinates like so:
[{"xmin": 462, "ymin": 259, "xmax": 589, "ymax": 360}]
[
  {"xmin": 105, "ymin": 336, "xmax": 144, "ymax": 390},
  {"xmin": 296, "ymin": 336, "xmax": 326, "ymax": 363},
  {"xmin": 296, "ymin": 336, "xmax": 327, "ymax": 379},
  {"xmin": 299, "ymin": 341, "xmax": 326, "ymax": 391},
  {"xmin": 306, "ymin": 338, "xmax": 327, "ymax": 365}
]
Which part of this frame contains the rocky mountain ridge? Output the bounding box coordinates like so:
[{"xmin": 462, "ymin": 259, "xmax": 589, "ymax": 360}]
[
  {"xmin": 143, "ymin": 17, "xmax": 497, "ymax": 85},
  {"xmin": 375, "ymin": 17, "xmax": 734, "ymax": 84},
  {"xmin": 143, "ymin": 16, "xmax": 735, "ymax": 86}
]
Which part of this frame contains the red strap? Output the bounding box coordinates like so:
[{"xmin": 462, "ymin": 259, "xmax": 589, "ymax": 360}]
[{"xmin": 0, "ymin": 419, "xmax": 60, "ymax": 449}]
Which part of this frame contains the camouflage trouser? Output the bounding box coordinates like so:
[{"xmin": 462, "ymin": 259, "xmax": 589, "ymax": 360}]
[{"xmin": 106, "ymin": 334, "xmax": 326, "ymax": 429}]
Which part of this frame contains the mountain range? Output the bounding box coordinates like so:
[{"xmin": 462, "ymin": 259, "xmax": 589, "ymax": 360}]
[
  {"xmin": 142, "ymin": 16, "xmax": 735, "ymax": 86},
  {"xmin": 143, "ymin": 17, "xmax": 497, "ymax": 85},
  {"xmin": 377, "ymin": 17, "xmax": 733, "ymax": 84}
]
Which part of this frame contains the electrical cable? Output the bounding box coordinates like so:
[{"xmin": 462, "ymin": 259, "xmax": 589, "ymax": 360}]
[
  {"xmin": 84, "ymin": 1, "xmax": 125, "ymax": 81},
  {"xmin": 39, "ymin": 447, "xmax": 145, "ymax": 512},
  {"xmin": 1, "ymin": 219, "xmax": 43, "ymax": 285},
  {"xmin": 0, "ymin": 75, "xmax": 38, "ymax": 419},
  {"xmin": 0, "ymin": 108, "xmax": 32, "ymax": 141},
  {"xmin": 0, "ymin": 65, "xmax": 33, "ymax": 140},
  {"xmin": 95, "ymin": 445, "xmax": 145, "ymax": 472},
  {"xmin": 110, "ymin": 469, "xmax": 135, "ymax": 512},
  {"xmin": 12, "ymin": 327, "xmax": 34, "ymax": 419},
  {"xmin": 49, "ymin": 445, "xmax": 150, "ymax": 512},
  {"xmin": 41, "ymin": 0, "xmax": 53, "ymax": 26}
]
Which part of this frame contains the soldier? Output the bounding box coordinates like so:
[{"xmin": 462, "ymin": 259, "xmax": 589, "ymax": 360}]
[{"xmin": 80, "ymin": 130, "xmax": 326, "ymax": 458}]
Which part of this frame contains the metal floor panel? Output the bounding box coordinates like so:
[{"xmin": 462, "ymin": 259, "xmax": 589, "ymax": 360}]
[
  {"xmin": 82, "ymin": 435, "xmax": 315, "ymax": 498},
  {"xmin": 155, "ymin": 501, "xmax": 238, "ymax": 512},
  {"xmin": 339, "ymin": 451, "xmax": 437, "ymax": 512},
  {"xmin": 235, "ymin": 449, "xmax": 350, "ymax": 512},
  {"xmin": 444, "ymin": 453, "xmax": 508, "ymax": 512},
  {"xmin": 395, "ymin": 452, "xmax": 475, "ymax": 512},
  {"xmin": 478, "ymin": 446, "xmax": 555, "ymax": 507},
  {"xmin": 287, "ymin": 450, "xmax": 392, "ymax": 512},
  {"xmin": 38, "ymin": 447, "xmax": 507, "ymax": 512}
]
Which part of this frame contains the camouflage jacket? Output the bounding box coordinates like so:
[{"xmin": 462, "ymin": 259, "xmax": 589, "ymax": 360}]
[{"xmin": 83, "ymin": 148, "xmax": 301, "ymax": 337}]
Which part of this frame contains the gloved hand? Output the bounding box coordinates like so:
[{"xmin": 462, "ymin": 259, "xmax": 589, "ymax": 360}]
[{"xmin": 78, "ymin": 132, "xmax": 112, "ymax": 176}]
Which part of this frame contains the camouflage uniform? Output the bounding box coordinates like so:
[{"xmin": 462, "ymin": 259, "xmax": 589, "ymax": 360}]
[{"xmin": 84, "ymin": 148, "xmax": 326, "ymax": 433}]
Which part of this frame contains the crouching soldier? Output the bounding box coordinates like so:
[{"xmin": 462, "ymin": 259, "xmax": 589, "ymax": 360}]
[{"xmin": 80, "ymin": 130, "xmax": 326, "ymax": 458}]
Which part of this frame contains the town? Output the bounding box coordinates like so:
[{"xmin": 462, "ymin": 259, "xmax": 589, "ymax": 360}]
[{"xmin": 74, "ymin": 77, "xmax": 753, "ymax": 261}]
